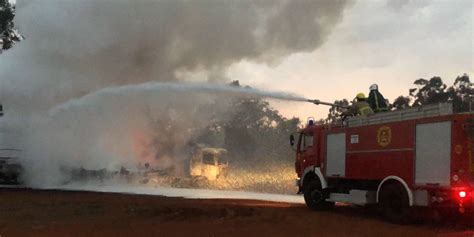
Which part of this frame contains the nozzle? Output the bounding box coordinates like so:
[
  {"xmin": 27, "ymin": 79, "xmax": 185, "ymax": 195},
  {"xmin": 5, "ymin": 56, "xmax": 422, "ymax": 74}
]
[
  {"xmin": 307, "ymin": 99, "xmax": 321, "ymax": 105},
  {"xmin": 307, "ymin": 99, "xmax": 346, "ymax": 108}
]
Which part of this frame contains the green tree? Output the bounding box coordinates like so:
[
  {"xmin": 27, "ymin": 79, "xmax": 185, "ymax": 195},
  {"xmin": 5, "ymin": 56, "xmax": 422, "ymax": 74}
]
[
  {"xmin": 197, "ymin": 81, "xmax": 301, "ymax": 164},
  {"xmin": 0, "ymin": 0, "xmax": 22, "ymax": 51},
  {"xmin": 447, "ymin": 74, "xmax": 473, "ymax": 112},
  {"xmin": 409, "ymin": 76, "xmax": 449, "ymax": 106},
  {"xmin": 392, "ymin": 96, "xmax": 410, "ymax": 110},
  {"xmin": 326, "ymin": 99, "xmax": 349, "ymax": 123},
  {"xmin": 390, "ymin": 74, "xmax": 471, "ymax": 111},
  {"xmin": 222, "ymin": 97, "xmax": 300, "ymax": 163}
]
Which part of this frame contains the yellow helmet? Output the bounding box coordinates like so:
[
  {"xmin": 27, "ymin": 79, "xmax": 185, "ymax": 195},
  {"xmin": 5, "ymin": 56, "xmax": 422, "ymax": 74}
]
[{"xmin": 356, "ymin": 93, "xmax": 366, "ymax": 99}]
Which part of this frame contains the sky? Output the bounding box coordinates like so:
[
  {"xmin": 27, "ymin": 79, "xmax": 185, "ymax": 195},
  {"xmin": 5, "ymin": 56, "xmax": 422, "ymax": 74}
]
[{"xmin": 228, "ymin": 0, "xmax": 473, "ymax": 120}]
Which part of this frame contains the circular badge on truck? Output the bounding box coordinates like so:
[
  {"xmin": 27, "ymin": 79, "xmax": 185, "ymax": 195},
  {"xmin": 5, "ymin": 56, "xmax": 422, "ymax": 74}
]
[{"xmin": 377, "ymin": 126, "xmax": 392, "ymax": 147}]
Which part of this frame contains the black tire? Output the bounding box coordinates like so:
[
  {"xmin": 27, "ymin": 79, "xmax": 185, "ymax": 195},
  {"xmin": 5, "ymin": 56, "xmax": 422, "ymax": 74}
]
[
  {"xmin": 379, "ymin": 182, "xmax": 410, "ymax": 223},
  {"xmin": 304, "ymin": 179, "xmax": 334, "ymax": 211}
]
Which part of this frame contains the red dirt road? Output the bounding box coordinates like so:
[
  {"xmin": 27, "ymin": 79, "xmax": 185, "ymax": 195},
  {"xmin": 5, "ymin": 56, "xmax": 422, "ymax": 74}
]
[{"xmin": 0, "ymin": 188, "xmax": 473, "ymax": 237}]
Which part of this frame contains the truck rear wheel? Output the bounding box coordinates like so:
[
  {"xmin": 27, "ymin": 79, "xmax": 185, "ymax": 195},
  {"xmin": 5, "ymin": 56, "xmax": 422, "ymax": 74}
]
[
  {"xmin": 379, "ymin": 182, "xmax": 410, "ymax": 223},
  {"xmin": 304, "ymin": 179, "xmax": 334, "ymax": 211}
]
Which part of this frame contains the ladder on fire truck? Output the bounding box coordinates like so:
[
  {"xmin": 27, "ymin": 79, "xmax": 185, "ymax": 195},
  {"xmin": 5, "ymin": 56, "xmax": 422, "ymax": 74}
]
[{"xmin": 346, "ymin": 103, "xmax": 454, "ymax": 127}]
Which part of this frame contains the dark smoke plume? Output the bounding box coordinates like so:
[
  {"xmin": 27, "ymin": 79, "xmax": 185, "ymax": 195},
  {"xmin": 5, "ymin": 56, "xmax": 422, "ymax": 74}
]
[
  {"xmin": 0, "ymin": 0, "xmax": 350, "ymax": 111},
  {"xmin": 0, "ymin": 0, "xmax": 351, "ymax": 187}
]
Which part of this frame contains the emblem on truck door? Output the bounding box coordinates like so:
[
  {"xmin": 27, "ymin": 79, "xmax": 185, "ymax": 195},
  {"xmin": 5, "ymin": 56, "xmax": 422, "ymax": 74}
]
[{"xmin": 377, "ymin": 126, "xmax": 392, "ymax": 147}]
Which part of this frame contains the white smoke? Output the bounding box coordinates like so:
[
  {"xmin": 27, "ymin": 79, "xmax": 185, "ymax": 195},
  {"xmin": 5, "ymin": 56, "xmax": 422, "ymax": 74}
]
[
  {"xmin": 1, "ymin": 0, "xmax": 350, "ymax": 111},
  {"xmin": 19, "ymin": 82, "xmax": 306, "ymax": 187},
  {"xmin": 21, "ymin": 85, "xmax": 223, "ymax": 186},
  {"xmin": 0, "ymin": 0, "xmax": 351, "ymax": 187}
]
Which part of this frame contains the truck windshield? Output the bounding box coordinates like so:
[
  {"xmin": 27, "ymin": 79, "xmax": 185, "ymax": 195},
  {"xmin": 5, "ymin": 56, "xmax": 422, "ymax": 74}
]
[
  {"xmin": 202, "ymin": 153, "xmax": 215, "ymax": 165},
  {"xmin": 300, "ymin": 133, "xmax": 314, "ymax": 152},
  {"xmin": 218, "ymin": 153, "xmax": 228, "ymax": 165}
]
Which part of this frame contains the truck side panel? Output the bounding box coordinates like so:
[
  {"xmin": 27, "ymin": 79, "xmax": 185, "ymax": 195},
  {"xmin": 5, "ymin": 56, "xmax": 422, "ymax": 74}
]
[
  {"xmin": 326, "ymin": 133, "xmax": 346, "ymax": 177},
  {"xmin": 318, "ymin": 115, "xmax": 471, "ymax": 189},
  {"xmin": 343, "ymin": 122, "xmax": 415, "ymax": 184},
  {"xmin": 415, "ymin": 121, "xmax": 451, "ymax": 186}
]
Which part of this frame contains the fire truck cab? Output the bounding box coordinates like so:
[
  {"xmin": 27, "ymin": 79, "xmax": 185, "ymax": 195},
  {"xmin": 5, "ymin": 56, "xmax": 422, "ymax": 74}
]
[{"xmin": 292, "ymin": 103, "xmax": 474, "ymax": 220}]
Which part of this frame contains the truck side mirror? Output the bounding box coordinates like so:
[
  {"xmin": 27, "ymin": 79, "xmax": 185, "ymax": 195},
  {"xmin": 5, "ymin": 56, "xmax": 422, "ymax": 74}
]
[
  {"xmin": 290, "ymin": 133, "xmax": 301, "ymax": 152},
  {"xmin": 290, "ymin": 134, "xmax": 295, "ymax": 147}
]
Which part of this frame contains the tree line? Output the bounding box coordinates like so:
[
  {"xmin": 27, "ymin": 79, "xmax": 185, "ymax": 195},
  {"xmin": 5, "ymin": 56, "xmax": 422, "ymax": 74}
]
[
  {"xmin": 393, "ymin": 74, "xmax": 472, "ymax": 111},
  {"xmin": 326, "ymin": 74, "xmax": 472, "ymax": 122}
]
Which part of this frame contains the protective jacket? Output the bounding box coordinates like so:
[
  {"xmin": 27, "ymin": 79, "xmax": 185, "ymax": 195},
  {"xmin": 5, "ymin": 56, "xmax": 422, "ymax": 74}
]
[
  {"xmin": 348, "ymin": 101, "xmax": 374, "ymax": 116},
  {"xmin": 368, "ymin": 90, "xmax": 389, "ymax": 112}
]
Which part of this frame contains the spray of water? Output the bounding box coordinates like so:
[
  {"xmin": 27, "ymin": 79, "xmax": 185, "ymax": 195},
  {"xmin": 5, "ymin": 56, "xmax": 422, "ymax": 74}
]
[
  {"xmin": 50, "ymin": 82, "xmax": 307, "ymax": 116},
  {"xmin": 16, "ymin": 82, "xmax": 306, "ymax": 188}
]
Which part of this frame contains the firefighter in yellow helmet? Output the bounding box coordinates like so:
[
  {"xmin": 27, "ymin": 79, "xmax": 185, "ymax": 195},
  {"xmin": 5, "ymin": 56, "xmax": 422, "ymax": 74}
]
[{"xmin": 347, "ymin": 93, "xmax": 374, "ymax": 117}]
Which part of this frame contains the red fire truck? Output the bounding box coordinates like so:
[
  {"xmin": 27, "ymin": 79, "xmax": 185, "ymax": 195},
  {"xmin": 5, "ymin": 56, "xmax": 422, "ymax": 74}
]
[{"xmin": 291, "ymin": 102, "xmax": 474, "ymax": 220}]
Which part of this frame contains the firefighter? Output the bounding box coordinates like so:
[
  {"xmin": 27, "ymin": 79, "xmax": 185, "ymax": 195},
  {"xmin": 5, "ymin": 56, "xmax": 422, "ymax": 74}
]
[
  {"xmin": 346, "ymin": 93, "xmax": 374, "ymax": 117},
  {"xmin": 367, "ymin": 84, "xmax": 389, "ymax": 113}
]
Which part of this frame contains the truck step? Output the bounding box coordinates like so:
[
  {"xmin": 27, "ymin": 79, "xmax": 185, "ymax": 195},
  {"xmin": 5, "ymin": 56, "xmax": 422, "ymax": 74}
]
[{"xmin": 326, "ymin": 190, "xmax": 376, "ymax": 205}]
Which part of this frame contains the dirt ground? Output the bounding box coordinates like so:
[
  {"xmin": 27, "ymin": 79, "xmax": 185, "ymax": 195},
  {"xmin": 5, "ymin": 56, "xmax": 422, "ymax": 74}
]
[{"xmin": 0, "ymin": 188, "xmax": 474, "ymax": 237}]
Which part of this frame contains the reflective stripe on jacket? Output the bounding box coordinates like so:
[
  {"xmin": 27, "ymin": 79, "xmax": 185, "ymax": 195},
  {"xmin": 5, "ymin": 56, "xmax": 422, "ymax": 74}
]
[
  {"xmin": 359, "ymin": 105, "xmax": 374, "ymax": 116},
  {"xmin": 368, "ymin": 90, "xmax": 389, "ymax": 112},
  {"xmin": 350, "ymin": 101, "xmax": 374, "ymax": 116}
]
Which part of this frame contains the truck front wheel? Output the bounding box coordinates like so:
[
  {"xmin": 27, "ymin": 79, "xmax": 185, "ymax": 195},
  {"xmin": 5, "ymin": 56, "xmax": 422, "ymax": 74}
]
[{"xmin": 303, "ymin": 179, "xmax": 334, "ymax": 211}]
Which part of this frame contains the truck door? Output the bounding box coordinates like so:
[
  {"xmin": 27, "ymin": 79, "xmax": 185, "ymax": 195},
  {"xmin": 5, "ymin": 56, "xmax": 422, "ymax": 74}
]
[{"xmin": 298, "ymin": 132, "xmax": 316, "ymax": 166}]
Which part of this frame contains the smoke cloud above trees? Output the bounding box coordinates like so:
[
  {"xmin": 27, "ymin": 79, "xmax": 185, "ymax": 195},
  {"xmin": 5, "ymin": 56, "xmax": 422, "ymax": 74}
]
[
  {"xmin": 0, "ymin": 0, "xmax": 353, "ymax": 187},
  {"xmin": 1, "ymin": 0, "xmax": 351, "ymax": 111}
]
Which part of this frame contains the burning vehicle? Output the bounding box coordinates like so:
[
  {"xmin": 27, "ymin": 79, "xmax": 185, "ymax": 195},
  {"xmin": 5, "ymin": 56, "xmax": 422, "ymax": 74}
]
[
  {"xmin": 64, "ymin": 145, "xmax": 229, "ymax": 188},
  {"xmin": 142, "ymin": 146, "xmax": 229, "ymax": 187},
  {"xmin": 189, "ymin": 146, "xmax": 228, "ymax": 181}
]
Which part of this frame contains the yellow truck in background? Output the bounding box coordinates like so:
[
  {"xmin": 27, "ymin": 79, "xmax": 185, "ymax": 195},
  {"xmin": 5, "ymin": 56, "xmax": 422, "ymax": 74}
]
[{"xmin": 189, "ymin": 147, "xmax": 228, "ymax": 181}]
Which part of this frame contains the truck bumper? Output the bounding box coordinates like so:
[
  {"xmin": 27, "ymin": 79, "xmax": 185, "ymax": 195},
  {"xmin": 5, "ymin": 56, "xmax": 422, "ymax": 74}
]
[{"xmin": 428, "ymin": 189, "xmax": 474, "ymax": 214}]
